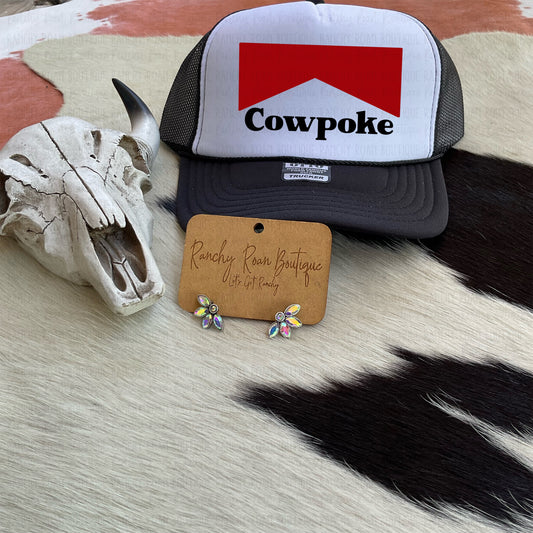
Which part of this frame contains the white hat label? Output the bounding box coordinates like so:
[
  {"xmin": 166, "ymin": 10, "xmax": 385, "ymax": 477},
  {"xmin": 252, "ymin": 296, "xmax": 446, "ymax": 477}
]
[{"xmin": 282, "ymin": 163, "xmax": 331, "ymax": 183}]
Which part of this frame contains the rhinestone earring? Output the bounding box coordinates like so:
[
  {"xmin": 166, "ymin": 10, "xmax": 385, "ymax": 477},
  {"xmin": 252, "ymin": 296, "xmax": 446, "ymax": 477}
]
[
  {"xmin": 268, "ymin": 304, "xmax": 302, "ymax": 339},
  {"xmin": 193, "ymin": 295, "xmax": 223, "ymax": 330}
]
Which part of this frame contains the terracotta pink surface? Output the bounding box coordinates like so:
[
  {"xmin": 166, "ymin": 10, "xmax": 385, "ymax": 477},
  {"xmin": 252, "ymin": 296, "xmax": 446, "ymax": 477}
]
[
  {"xmin": 1, "ymin": 0, "xmax": 532, "ymax": 149},
  {"xmin": 0, "ymin": 55, "xmax": 63, "ymax": 148},
  {"xmin": 90, "ymin": 0, "xmax": 533, "ymax": 39}
]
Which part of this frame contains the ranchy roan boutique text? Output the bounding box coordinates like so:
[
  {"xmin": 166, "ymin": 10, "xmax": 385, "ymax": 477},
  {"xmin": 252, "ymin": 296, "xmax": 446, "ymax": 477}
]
[{"xmin": 189, "ymin": 239, "xmax": 324, "ymax": 288}]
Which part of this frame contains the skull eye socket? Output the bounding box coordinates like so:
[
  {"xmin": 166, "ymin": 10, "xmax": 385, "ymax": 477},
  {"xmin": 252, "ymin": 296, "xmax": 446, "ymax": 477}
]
[
  {"xmin": 118, "ymin": 135, "xmax": 150, "ymax": 175},
  {"xmin": 10, "ymin": 154, "xmax": 34, "ymax": 167},
  {"xmin": 10, "ymin": 154, "xmax": 44, "ymax": 176}
]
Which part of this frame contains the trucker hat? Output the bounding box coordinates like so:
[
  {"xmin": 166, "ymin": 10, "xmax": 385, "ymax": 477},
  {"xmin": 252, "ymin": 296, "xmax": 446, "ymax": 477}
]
[{"xmin": 160, "ymin": 0, "xmax": 464, "ymax": 238}]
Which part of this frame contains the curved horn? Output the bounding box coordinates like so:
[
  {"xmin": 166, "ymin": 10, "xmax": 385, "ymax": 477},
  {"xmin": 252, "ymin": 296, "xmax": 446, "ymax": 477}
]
[{"xmin": 112, "ymin": 78, "xmax": 160, "ymax": 168}]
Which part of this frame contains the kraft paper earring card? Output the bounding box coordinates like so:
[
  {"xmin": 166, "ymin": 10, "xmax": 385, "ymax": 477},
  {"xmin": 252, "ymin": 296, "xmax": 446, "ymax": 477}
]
[{"xmin": 178, "ymin": 215, "xmax": 332, "ymax": 324}]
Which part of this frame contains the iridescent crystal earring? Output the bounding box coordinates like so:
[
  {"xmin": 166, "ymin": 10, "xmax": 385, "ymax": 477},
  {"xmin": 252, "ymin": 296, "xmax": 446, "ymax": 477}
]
[
  {"xmin": 268, "ymin": 304, "xmax": 302, "ymax": 339},
  {"xmin": 193, "ymin": 295, "xmax": 223, "ymax": 330}
]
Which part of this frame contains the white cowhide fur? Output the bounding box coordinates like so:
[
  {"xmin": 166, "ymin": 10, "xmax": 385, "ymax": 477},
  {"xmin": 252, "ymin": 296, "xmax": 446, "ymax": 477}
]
[{"xmin": 0, "ymin": 31, "xmax": 532, "ymax": 533}]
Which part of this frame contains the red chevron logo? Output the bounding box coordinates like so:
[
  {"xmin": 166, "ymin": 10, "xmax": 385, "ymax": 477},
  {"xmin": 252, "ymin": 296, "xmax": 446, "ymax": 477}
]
[{"xmin": 239, "ymin": 43, "xmax": 402, "ymax": 117}]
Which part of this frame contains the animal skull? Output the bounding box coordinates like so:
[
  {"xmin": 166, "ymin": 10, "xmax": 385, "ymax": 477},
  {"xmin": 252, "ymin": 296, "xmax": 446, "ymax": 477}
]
[{"xmin": 0, "ymin": 79, "xmax": 164, "ymax": 315}]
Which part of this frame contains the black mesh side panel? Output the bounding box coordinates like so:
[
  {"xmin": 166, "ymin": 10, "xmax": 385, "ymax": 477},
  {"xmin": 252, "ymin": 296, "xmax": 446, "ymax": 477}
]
[
  {"xmin": 160, "ymin": 31, "xmax": 212, "ymax": 153},
  {"xmin": 433, "ymin": 38, "xmax": 464, "ymax": 156}
]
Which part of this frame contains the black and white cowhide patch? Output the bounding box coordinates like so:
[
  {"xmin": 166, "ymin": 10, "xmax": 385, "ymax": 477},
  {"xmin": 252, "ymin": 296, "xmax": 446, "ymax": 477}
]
[
  {"xmin": 422, "ymin": 149, "xmax": 533, "ymax": 310},
  {"xmin": 240, "ymin": 349, "xmax": 533, "ymax": 526}
]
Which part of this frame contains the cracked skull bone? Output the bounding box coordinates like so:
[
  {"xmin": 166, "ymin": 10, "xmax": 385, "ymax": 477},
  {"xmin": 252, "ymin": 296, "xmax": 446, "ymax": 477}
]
[{"xmin": 0, "ymin": 79, "xmax": 164, "ymax": 315}]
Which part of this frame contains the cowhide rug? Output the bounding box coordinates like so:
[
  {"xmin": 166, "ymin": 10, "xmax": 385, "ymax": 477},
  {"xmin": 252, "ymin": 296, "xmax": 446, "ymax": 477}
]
[{"xmin": 1, "ymin": 1, "xmax": 532, "ymax": 532}]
